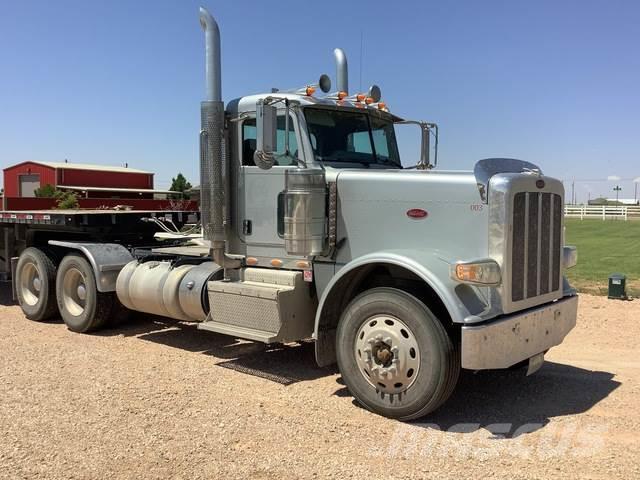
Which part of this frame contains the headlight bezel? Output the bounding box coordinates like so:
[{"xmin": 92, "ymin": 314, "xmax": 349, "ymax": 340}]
[{"xmin": 451, "ymin": 259, "xmax": 502, "ymax": 286}]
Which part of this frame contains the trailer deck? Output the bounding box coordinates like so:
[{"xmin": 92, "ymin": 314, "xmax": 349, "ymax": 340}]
[{"xmin": 0, "ymin": 209, "xmax": 199, "ymax": 280}]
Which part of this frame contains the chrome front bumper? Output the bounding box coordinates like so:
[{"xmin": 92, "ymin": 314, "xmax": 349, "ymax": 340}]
[{"xmin": 461, "ymin": 295, "xmax": 578, "ymax": 370}]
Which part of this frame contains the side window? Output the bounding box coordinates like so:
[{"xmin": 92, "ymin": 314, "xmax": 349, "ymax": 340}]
[
  {"xmin": 242, "ymin": 121, "xmax": 257, "ymax": 166},
  {"xmin": 241, "ymin": 116, "xmax": 298, "ymax": 166}
]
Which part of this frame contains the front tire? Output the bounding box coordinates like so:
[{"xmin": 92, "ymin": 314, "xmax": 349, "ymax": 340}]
[
  {"xmin": 56, "ymin": 254, "xmax": 113, "ymax": 333},
  {"xmin": 336, "ymin": 287, "xmax": 459, "ymax": 420}
]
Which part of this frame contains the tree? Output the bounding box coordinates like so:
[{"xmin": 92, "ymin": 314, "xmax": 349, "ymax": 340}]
[
  {"xmin": 170, "ymin": 173, "xmax": 192, "ymax": 199},
  {"xmin": 34, "ymin": 183, "xmax": 58, "ymax": 198},
  {"xmin": 54, "ymin": 190, "xmax": 79, "ymax": 209}
]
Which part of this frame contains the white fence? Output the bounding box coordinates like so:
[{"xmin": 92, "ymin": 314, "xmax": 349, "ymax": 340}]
[{"xmin": 564, "ymin": 205, "xmax": 640, "ymax": 220}]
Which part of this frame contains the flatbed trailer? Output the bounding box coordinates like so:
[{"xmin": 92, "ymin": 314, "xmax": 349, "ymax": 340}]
[{"xmin": 0, "ymin": 209, "xmax": 198, "ymax": 282}]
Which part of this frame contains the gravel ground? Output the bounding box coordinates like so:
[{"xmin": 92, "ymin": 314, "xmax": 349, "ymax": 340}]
[{"xmin": 1, "ymin": 289, "xmax": 638, "ymax": 480}]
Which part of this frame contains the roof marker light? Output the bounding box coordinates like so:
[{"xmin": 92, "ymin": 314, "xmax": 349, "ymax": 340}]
[
  {"xmin": 305, "ymin": 86, "xmax": 316, "ymax": 96},
  {"xmin": 337, "ymin": 91, "xmax": 348, "ymax": 100},
  {"xmin": 365, "ymin": 97, "xmax": 374, "ymax": 105}
]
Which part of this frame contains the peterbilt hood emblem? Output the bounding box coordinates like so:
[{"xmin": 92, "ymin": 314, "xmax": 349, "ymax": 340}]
[{"xmin": 406, "ymin": 208, "xmax": 428, "ymax": 219}]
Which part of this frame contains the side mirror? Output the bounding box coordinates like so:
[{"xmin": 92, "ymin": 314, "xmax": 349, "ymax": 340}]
[
  {"xmin": 254, "ymin": 100, "xmax": 277, "ymax": 170},
  {"xmin": 396, "ymin": 120, "xmax": 438, "ymax": 170}
]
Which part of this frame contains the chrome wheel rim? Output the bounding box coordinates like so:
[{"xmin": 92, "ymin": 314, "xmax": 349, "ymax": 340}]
[
  {"xmin": 19, "ymin": 262, "xmax": 41, "ymax": 306},
  {"xmin": 355, "ymin": 315, "xmax": 421, "ymax": 395},
  {"xmin": 61, "ymin": 267, "xmax": 87, "ymax": 316}
]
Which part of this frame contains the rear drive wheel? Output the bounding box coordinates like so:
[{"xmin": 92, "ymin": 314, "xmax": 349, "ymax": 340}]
[
  {"xmin": 15, "ymin": 247, "xmax": 58, "ymax": 321},
  {"xmin": 336, "ymin": 287, "xmax": 459, "ymax": 420},
  {"xmin": 56, "ymin": 254, "xmax": 112, "ymax": 333}
]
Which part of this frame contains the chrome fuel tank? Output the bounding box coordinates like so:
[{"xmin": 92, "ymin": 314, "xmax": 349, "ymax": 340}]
[{"xmin": 116, "ymin": 260, "xmax": 221, "ymax": 321}]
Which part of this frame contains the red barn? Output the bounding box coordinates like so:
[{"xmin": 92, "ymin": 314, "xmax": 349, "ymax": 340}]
[{"xmin": 3, "ymin": 160, "xmax": 170, "ymax": 199}]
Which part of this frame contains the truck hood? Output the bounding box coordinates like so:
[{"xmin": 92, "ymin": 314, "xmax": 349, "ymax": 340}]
[{"xmin": 332, "ymin": 168, "xmax": 489, "ymax": 264}]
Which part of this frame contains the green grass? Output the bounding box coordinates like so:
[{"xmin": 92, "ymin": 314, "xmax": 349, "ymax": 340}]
[{"xmin": 564, "ymin": 218, "xmax": 640, "ymax": 296}]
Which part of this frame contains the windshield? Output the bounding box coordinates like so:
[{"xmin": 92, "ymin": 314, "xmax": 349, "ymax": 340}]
[{"xmin": 303, "ymin": 108, "xmax": 401, "ymax": 168}]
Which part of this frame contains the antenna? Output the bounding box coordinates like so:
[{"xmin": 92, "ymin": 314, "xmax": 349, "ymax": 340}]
[{"xmin": 359, "ymin": 31, "xmax": 363, "ymax": 92}]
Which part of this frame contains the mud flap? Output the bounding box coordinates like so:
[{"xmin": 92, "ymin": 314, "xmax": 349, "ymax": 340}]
[
  {"xmin": 526, "ymin": 352, "xmax": 545, "ymax": 376},
  {"xmin": 11, "ymin": 256, "xmax": 18, "ymax": 301}
]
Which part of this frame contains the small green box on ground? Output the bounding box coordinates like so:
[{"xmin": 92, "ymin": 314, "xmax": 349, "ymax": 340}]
[{"xmin": 608, "ymin": 273, "xmax": 627, "ymax": 300}]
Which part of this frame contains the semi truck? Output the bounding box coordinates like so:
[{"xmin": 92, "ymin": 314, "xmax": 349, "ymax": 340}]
[{"xmin": 2, "ymin": 6, "xmax": 579, "ymax": 420}]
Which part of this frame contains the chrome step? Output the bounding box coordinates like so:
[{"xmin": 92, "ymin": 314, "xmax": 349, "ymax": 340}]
[{"xmin": 197, "ymin": 321, "xmax": 279, "ymax": 343}]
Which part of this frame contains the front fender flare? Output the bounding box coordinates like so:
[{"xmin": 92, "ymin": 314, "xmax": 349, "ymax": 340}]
[{"xmin": 313, "ymin": 250, "xmax": 470, "ymax": 365}]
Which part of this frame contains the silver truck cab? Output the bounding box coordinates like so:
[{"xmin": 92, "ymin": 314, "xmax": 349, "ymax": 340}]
[{"xmin": 214, "ymin": 76, "xmax": 579, "ymax": 418}]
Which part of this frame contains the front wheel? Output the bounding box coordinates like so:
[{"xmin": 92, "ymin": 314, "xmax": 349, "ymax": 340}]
[{"xmin": 336, "ymin": 287, "xmax": 459, "ymax": 420}]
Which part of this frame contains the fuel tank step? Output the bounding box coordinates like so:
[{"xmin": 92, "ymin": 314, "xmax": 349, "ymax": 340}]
[{"xmin": 198, "ymin": 268, "xmax": 316, "ymax": 343}]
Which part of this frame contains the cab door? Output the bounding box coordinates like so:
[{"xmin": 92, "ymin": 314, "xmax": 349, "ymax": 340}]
[{"xmin": 236, "ymin": 113, "xmax": 301, "ymax": 258}]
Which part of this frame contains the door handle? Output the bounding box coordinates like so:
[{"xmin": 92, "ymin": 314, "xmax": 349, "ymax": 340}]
[{"xmin": 243, "ymin": 219, "xmax": 252, "ymax": 235}]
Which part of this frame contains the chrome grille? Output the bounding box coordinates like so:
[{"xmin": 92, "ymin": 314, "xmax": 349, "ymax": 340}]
[{"xmin": 511, "ymin": 192, "xmax": 562, "ymax": 302}]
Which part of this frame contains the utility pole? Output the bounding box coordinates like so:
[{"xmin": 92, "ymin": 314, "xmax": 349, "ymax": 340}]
[
  {"xmin": 613, "ymin": 185, "xmax": 622, "ymax": 203},
  {"xmin": 571, "ymin": 181, "xmax": 575, "ymax": 205}
]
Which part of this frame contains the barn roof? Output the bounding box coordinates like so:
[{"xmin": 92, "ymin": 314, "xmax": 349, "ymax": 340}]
[{"xmin": 4, "ymin": 160, "xmax": 152, "ymax": 175}]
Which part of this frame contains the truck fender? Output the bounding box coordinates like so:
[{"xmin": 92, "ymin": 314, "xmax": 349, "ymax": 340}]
[
  {"xmin": 48, "ymin": 241, "xmax": 134, "ymax": 292},
  {"xmin": 313, "ymin": 250, "xmax": 468, "ymax": 367}
]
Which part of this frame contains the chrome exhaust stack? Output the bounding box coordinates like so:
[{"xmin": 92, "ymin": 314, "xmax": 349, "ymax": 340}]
[
  {"xmin": 333, "ymin": 48, "xmax": 348, "ymax": 94},
  {"xmin": 199, "ymin": 7, "xmax": 225, "ymax": 266}
]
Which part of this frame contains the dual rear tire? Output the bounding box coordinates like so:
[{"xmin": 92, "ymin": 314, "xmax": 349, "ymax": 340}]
[
  {"xmin": 55, "ymin": 254, "xmax": 113, "ymax": 332},
  {"xmin": 15, "ymin": 247, "xmax": 58, "ymax": 321},
  {"xmin": 15, "ymin": 248, "xmax": 124, "ymax": 332}
]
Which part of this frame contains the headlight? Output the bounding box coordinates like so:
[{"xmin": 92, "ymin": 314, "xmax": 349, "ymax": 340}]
[
  {"xmin": 563, "ymin": 246, "xmax": 578, "ymax": 269},
  {"xmin": 452, "ymin": 260, "xmax": 501, "ymax": 286}
]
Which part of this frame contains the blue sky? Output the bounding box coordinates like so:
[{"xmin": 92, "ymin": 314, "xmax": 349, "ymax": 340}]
[{"xmin": 1, "ymin": 0, "xmax": 639, "ymax": 202}]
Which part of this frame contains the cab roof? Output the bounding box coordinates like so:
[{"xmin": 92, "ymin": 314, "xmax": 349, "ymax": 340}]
[{"xmin": 225, "ymin": 93, "xmax": 403, "ymax": 122}]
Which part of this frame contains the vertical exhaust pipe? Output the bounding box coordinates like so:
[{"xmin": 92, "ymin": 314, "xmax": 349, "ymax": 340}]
[
  {"xmin": 333, "ymin": 48, "xmax": 348, "ymax": 94},
  {"xmin": 200, "ymin": 7, "xmax": 221, "ymax": 102},
  {"xmin": 199, "ymin": 7, "xmax": 225, "ymax": 266}
]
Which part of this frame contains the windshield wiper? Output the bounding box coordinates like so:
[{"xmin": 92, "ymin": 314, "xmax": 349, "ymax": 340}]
[
  {"xmin": 326, "ymin": 159, "xmax": 371, "ymax": 168},
  {"xmin": 317, "ymin": 153, "xmax": 373, "ymax": 168},
  {"xmin": 375, "ymin": 157, "xmax": 402, "ymax": 169}
]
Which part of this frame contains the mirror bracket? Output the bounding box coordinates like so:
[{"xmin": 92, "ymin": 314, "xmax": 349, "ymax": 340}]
[
  {"xmin": 254, "ymin": 97, "xmax": 302, "ymax": 170},
  {"xmin": 254, "ymin": 100, "xmax": 278, "ymax": 170}
]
